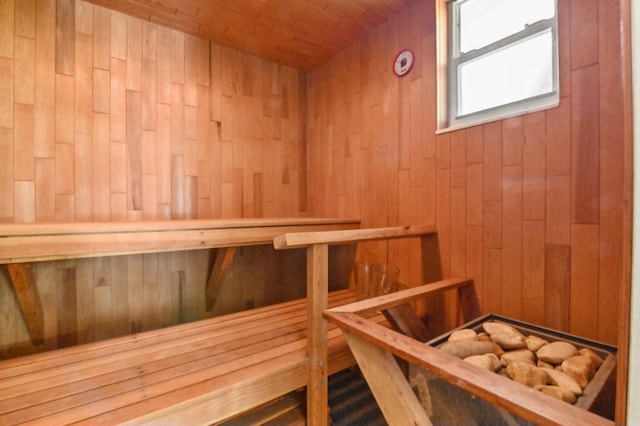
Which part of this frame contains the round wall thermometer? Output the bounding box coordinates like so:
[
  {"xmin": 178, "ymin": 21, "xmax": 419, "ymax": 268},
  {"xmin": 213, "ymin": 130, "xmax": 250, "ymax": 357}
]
[{"xmin": 393, "ymin": 49, "xmax": 415, "ymax": 77}]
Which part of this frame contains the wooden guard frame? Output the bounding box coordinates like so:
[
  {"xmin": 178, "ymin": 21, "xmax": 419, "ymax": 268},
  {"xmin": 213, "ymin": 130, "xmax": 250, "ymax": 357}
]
[
  {"xmin": 274, "ymin": 224, "xmax": 437, "ymax": 425},
  {"xmin": 324, "ymin": 280, "xmax": 615, "ymax": 426}
]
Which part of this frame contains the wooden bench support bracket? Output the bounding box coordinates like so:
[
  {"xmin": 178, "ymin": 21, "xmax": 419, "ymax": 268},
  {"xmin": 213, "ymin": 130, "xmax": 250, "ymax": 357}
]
[
  {"xmin": 5, "ymin": 263, "xmax": 45, "ymax": 345},
  {"xmin": 205, "ymin": 247, "xmax": 237, "ymax": 311}
]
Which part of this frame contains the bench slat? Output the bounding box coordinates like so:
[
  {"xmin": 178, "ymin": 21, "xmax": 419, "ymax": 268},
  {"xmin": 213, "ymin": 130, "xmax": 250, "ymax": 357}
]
[{"xmin": 0, "ymin": 290, "xmax": 382, "ymax": 425}]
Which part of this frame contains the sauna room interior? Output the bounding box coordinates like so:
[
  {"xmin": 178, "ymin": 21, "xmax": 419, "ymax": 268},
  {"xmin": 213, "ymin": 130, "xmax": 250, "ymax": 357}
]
[{"xmin": 0, "ymin": 0, "xmax": 638, "ymax": 424}]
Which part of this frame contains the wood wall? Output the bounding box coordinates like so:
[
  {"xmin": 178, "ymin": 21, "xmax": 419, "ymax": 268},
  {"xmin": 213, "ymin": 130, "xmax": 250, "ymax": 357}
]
[
  {"xmin": 0, "ymin": 0, "xmax": 307, "ymax": 357},
  {"xmin": 0, "ymin": 0, "xmax": 628, "ymax": 358},
  {"xmin": 307, "ymin": 0, "xmax": 626, "ymax": 345}
]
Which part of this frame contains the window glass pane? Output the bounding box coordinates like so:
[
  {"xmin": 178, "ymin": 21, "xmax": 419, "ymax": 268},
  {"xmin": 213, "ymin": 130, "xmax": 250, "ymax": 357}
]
[
  {"xmin": 458, "ymin": 30, "xmax": 553, "ymax": 116},
  {"xmin": 458, "ymin": 0, "xmax": 555, "ymax": 53}
]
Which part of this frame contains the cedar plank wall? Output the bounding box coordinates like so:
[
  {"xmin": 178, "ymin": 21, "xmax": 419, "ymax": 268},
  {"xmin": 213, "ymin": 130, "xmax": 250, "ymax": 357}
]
[
  {"xmin": 0, "ymin": 0, "xmax": 306, "ymax": 357},
  {"xmin": 307, "ymin": 0, "xmax": 625, "ymax": 345}
]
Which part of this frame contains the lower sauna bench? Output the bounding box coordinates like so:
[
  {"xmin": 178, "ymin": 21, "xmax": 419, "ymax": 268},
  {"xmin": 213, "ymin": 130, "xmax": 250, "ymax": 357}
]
[{"xmin": 0, "ymin": 289, "xmax": 386, "ymax": 425}]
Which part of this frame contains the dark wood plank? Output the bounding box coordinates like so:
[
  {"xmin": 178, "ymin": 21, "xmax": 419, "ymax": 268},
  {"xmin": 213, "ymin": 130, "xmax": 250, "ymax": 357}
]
[{"xmin": 544, "ymin": 244, "xmax": 571, "ymax": 332}]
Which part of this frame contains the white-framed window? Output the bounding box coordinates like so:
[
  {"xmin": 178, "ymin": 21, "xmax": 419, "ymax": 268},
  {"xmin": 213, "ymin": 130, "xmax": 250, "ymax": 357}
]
[{"xmin": 439, "ymin": 0, "xmax": 559, "ymax": 130}]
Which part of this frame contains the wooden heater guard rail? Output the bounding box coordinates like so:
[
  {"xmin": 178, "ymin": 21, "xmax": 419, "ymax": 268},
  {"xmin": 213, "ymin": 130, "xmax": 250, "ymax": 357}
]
[
  {"xmin": 273, "ymin": 223, "xmax": 437, "ymax": 425},
  {"xmin": 323, "ymin": 281, "xmax": 616, "ymax": 426}
]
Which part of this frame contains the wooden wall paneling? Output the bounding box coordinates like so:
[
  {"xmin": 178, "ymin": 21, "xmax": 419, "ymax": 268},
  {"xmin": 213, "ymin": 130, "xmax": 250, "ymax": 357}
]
[
  {"xmin": 93, "ymin": 68, "xmax": 110, "ymax": 114},
  {"xmin": 465, "ymin": 225, "xmax": 483, "ymax": 316},
  {"xmin": 92, "ymin": 5, "xmax": 110, "ymax": 70},
  {"xmin": 171, "ymin": 154, "xmax": 185, "ymax": 218},
  {"xmin": 14, "ymin": 104, "xmax": 35, "ymax": 182},
  {"xmin": 522, "ymin": 112, "xmax": 546, "ymax": 221},
  {"xmin": 483, "ymin": 121, "xmax": 502, "ymax": 199},
  {"xmin": 546, "ymin": 175, "xmax": 571, "ymax": 245},
  {"xmin": 502, "ymin": 116, "xmax": 523, "ymax": 166},
  {"xmin": 0, "ymin": 0, "xmax": 14, "ymax": 58},
  {"xmin": 208, "ymin": 121, "xmax": 222, "ymax": 217},
  {"xmin": 157, "ymin": 251, "xmax": 177, "ymax": 326},
  {"xmin": 449, "ymin": 186, "xmax": 465, "ymax": 277},
  {"xmin": 74, "ymin": 32, "xmax": 93, "ymax": 223},
  {"xmin": 0, "ymin": 57, "xmax": 13, "ymax": 128},
  {"xmin": 55, "ymin": 264, "xmax": 77, "ymax": 349},
  {"xmin": 449, "ymin": 130, "xmax": 465, "ymax": 188},
  {"xmin": 93, "ymin": 113, "xmax": 111, "ymax": 220},
  {"xmin": 170, "ymin": 83, "xmax": 185, "ymax": 156},
  {"xmin": 75, "ymin": 258, "xmax": 95, "ymax": 344},
  {"xmin": 571, "ymin": 64, "xmax": 600, "ymax": 224},
  {"xmin": 557, "ymin": 0, "xmax": 571, "ymax": 98},
  {"xmin": 183, "ymin": 35, "xmax": 199, "ymax": 106},
  {"xmin": 155, "ymin": 26, "xmax": 172, "ymax": 105},
  {"xmin": 37, "ymin": 262, "xmax": 58, "ymax": 351},
  {"xmin": 465, "ymin": 125, "xmax": 483, "ymax": 166},
  {"xmin": 142, "ymin": 173, "xmax": 158, "ymax": 220},
  {"xmin": 546, "ymin": 102, "xmax": 571, "ymax": 176},
  {"xmin": 108, "ymin": 58, "xmax": 125, "ymax": 143},
  {"xmin": 75, "ymin": 0, "xmax": 93, "ymax": 36},
  {"xmin": 141, "ymin": 59, "xmax": 157, "ymax": 129},
  {"xmin": 156, "ymin": 103, "xmax": 171, "ymax": 206},
  {"xmin": 111, "ymin": 255, "xmax": 130, "ymax": 336},
  {"xmin": 14, "ymin": 0, "xmax": 34, "ymax": 38},
  {"xmin": 127, "ymin": 254, "xmax": 143, "ymax": 333},
  {"xmin": 0, "ymin": 128, "xmax": 14, "ymax": 220},
  {"xmin": 185, "ymin": 175, "xmax": 198, "ymax": 218},
  {"xmin": 126, "ymin": 90, "xmax": 143, "ymax": 212},
  {"xmin": 570, "ymin": 0, "xmax": 599, "ymax": 70},
  {"xmin": 55, "ymin": 0, "xmax": 75, "ymax": 76},
  {"xmin": 142, "ymin": 253, "xmax": 160, "ymax": 331},
  {"xmin": 14, "ymin": 36, "xmax": 35, "ymax": 106},
  {"xmin": 501, "ymin": 164, "xmax": 522, "ymax": 319},
  {"xmin": 35, "ymin": 158, "xmax": 55, "ymax": 222},
  {"xmin": 483, "ymin": 248, "xmax": 502, "ymax": 316},
  {"xmin": 544, "ymin": 244, "xmax": 571, "ymax": 332},
  {"xmin": 170, "ymin": 30, "xmax": 185, "ymax": 84},
  {"xmin": 466, "ymin": 163, "xmax": 483, "ymax": 227},
  {"xmin": 597, "ymin": 0, "xmax": 624, "ymax": 346},
  {"xmin": 34, "ymin": 0, "xmax": 56, "ymax": 159},
  {"xmin": 409, "ymin": 78, "xmax": 424, "ymax": 188},
  {"xmin": 522, "ymin": 220, "xmax": 545, "ymax": 324},
  {"xmin": 14, "ymin": 178, "xmax": 35, "ymax": 223},
  {"xmin": 94, "ymin": 256, "xmax": 113, "ymax": 341},
  {"xmin": 570, "ymin": 224, "xmax": 599, "ymax": 339},
  {"xmin": 55, "ymin": 142, "xmax": 74, "ymax": 195}
]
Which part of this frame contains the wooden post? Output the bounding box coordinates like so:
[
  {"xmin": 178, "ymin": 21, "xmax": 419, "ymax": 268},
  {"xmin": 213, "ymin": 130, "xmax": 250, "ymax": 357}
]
[
  {"xmin": 342, "ymin": 329, "xmax": 433, "ymax": 426},
  {"xmin": 5, "ymin": 263, "xmax": 45, "ymax": 345},
  {"xmin": 306, "ymin": 243, "xmax": 328, "ymax": 425}
]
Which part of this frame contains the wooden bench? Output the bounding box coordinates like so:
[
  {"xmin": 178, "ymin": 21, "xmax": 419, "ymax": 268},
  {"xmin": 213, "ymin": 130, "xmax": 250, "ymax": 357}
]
[
  {"xmin": 0, "ymin": 220, "xmax": 437, "ymax": 424},
  {"xmin": 324, "ymin": 280, "xmax": 616, "ymax": 426},
  {"xmin": 0, "ymin": 289, "xmax": 387, "ymax": 424}
]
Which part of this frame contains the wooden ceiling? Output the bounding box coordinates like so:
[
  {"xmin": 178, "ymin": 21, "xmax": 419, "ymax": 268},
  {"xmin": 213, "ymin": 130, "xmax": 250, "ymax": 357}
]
[{"xmin": 83, "ymin": 0, "xmax": 416, "ymax": 71}]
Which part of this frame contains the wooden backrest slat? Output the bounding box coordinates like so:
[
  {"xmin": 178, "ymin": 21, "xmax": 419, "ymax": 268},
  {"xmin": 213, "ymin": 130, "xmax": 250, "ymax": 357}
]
[
  {"xmin": 0, "ymin": 218, "xmax": 360, "ymax": 263},
  {"xmin": 273, "ymin": 224, "xmax": 436, "ymax": 249}
]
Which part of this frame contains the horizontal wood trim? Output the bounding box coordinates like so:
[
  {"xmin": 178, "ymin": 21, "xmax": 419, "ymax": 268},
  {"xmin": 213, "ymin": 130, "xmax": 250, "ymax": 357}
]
[
  {"xmin": 273, "ymin": 224, "xmax": 436, "ymax": 250},
  {"xmin": 0, "ymin": 218, "xmax": 360, "ymax": 263}
]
